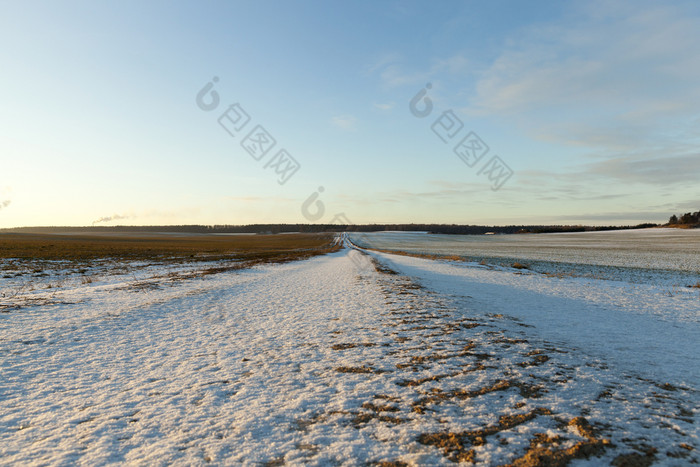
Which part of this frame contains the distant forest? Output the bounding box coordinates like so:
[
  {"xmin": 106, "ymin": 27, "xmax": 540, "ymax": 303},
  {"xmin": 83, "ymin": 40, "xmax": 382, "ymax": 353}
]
[
  {"xmin": 1, "ymin": 222, "xmax": 661, "ymax": 235},
  {"xmin": 668, "ymin": 210, "xmax": 700, "ymax": 226}
]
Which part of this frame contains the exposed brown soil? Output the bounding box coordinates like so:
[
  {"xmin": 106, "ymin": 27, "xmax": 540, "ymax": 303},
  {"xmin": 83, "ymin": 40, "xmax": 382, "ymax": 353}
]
[
  {"xmin": 611, "ymin": 451, "xmax": 656, "ymax": 467},
  {"xmin": 508, "ymin": 427, "xmax": 610, "ymax": 467},
  {"xmin": 0, "ymin": 232, "xmax": 338, "ymax": 263},
  {"xmin": 418, "ymin": 408, "xmax": 553, "ymax": 462},
  {"xmin": 335, "ymin": 366, "xmax": 387, "ymax": 374},
  {"xmin": 0, "ymin": 233, "xmax": 340, "ymax": 311},
  {"xmin": 306, "ymin": 252, "xmax": 697, "ymax": 465},
  {"xmin": 331, "ymin": 342, "xmax": 377, "ymax": 350}
]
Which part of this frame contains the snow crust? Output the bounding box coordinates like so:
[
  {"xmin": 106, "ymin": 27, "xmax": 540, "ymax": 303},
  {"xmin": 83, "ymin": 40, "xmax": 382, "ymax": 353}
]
[{"xmin": 1, "ymin": 240, "xmax": 698, "ymax": 465}]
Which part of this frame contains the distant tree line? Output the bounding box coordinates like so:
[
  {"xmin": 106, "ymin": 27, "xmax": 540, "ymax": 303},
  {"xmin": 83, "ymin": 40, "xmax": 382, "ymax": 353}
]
[
  {"xmin": 1, "ymin": 222, "xmax": 660, "ymax": 235},
  {"xmin": 668, "ymin": 210, "xmax": 700, "ymax": 226}
]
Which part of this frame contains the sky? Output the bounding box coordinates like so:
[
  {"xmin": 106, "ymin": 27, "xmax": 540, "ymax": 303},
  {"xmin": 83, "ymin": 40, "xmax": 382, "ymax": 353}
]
[{"xmin": 1, "ymin": 0, "xmax": 699, "ymax": 227}]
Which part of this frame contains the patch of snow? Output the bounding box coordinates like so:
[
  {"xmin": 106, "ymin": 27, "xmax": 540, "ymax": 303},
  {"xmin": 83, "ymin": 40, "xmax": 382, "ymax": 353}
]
[{"xmin": 1, "ymin": 244, "xmax": 697, "ymax": 465}]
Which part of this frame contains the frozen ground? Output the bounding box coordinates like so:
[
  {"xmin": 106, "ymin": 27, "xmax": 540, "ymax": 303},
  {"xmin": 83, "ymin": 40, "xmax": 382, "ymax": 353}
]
[
  {"xmin": 351, "ymin": 229, "xmax": 700, "ymax": 287},
  {"xmin": 0, "ymin": 239, "xmax": 698, "ymax": 465}
]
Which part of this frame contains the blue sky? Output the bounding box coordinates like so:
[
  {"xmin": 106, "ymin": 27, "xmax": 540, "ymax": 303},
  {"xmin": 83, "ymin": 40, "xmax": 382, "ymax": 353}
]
[{"xmin": 1, "ymin": 0, "xmax": 699, "ymax": 227}]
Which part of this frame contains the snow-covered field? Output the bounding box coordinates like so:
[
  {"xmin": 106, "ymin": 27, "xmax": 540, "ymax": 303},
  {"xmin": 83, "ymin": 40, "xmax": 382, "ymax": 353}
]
[
  {"xmin": 1, "ymin": 236, "xmax": 698, "ymax": 465},
  {"xmin": 351, "ymin": 229, "xmax": 700, "ymax": 287}
]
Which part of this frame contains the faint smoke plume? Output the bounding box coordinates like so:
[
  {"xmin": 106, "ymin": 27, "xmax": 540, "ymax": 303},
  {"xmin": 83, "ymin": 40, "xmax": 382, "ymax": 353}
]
[
  {"xmin": 92, "ymin": 214, "xmax": 130, "ymax": 225},
  {"xmin": 0, "ymin": 200, "xmax": 11, "ymax": 210}
]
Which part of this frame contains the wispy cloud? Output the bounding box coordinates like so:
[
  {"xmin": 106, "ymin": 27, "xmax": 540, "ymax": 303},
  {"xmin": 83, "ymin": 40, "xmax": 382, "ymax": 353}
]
[
  {"xmin": 584, "ymin": 152, "xmax": 700, "ymax": 185},
  {"xmin": 518, "ymin": 150, "xmax": 700, "ymax": 188},
  {"xmin": 226, "ymin": 196, "xmax": 295, "ymax": 203},
  {"xmin": 471, "ymin": 1, "xmax": 700, "ymax": 146},
  {"xmin": 453, "ymin": 1, "xmax": 700, "ymax": 198},
  {"xmin": 336, "ymin": 182, "xmax": 490, "ymax": 205},
  {"xmin": 373, "ymin": 102, "xmax": 395, "ymax": 111},
  {"xmin": 331, "ymin": 115, "xmax": 357, "ymax": 131},
  {"xmin": 527, "ymin": 211, "xmax": 671, "ymax": 223},
  {"xmin": 92, "ymin": 214, "xmax": 131, "ymax": 225},
  {"xmin": 372, "ymin": 54, "xmax": 471, "ymax": 88},
  {"xmin": 365, "ymin": 53, "xmax": 403, "ymax": 75}
]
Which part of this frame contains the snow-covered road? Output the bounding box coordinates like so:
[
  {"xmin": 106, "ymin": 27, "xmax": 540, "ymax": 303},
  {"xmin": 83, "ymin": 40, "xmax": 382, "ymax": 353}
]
[{"xmin": 1, "ymin": 247, "xmax": 698, "ymax": 465}]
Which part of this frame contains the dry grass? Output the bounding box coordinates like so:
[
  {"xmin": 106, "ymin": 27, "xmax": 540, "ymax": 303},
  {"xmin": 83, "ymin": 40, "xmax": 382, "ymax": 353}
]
[
  {"xmin": 80, "ymin": 275, "xmax": 96, "ymax": 285},
  {"xmin": 0, "ymin": 233, "xmax": 340, "ymax": 312},
  {"xmin": 418, "ymin": 408, "xmax": 553, "ymax": 463},
  {"xmin": 412, "ymin": 379, "xmax": 544, "ymax": 414},
  {"xmin": 418, "ymin": 412, "xmax": 612, "ymax": 465},
  {"xmin": 331, "ymin": 342, "xmax": 377, "ymax": 350},
  {"xmin": 0, "ymin": 232, "xmax": 337, "ymax": 264},
  {"xmin": 362, "ymin": 247, "xmax": 465, "ymax": 262},
  {"xmin": 335, "ymin": 365, "xmax": 386, "ymax": 374}
]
